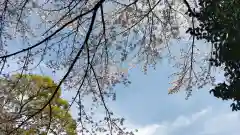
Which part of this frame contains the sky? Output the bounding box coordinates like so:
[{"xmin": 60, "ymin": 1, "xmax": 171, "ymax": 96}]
[
  {"xmin": 97, "ymin": 55, "xmax": 239, "ymax": 135},
  {"xmin": 104, "ymin": 62, "xmax": 239, "ymax": 135},
  {"xmin": 57, "ymin": 39, "xmax": 240, "ymax": 135}
]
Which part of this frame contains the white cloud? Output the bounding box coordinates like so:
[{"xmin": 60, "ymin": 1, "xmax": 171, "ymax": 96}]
[
  {"xmin": 171, "ymin": 107, "xmax": 209, "ymax": 129},
  {"xmin": 123, "ymin": 106, "xmax": 240, "ymax": 135},
  {"xmin": 135, "ymin": 124, "xmax": 167, "ymax": 135},
  {"xmin": 200, "ymin": 110, "xmax": 240, "ymax": 135}
]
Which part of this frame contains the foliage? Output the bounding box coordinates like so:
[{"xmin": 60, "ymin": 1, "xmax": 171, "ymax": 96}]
[
  {"xmin": 0, "ymin": 74, "xmax": 77, "ymax": 134},
  {"xmin": 185, "ymin": 0, "xmax": 240, "ymax": 111}
]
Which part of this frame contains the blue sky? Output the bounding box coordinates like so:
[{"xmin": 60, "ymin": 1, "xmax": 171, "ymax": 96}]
[
  {"xmin": 70, "ymin": 38, "xmax": 239, "ymax": 135},
  {"xmin": 101, "ymin": 54, "xmax": 240, "ymax": 135},
  {"xmin": 44, "ymin": 38, "xmax": 239, "ymax": 135}
]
